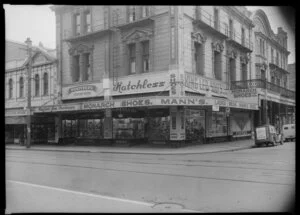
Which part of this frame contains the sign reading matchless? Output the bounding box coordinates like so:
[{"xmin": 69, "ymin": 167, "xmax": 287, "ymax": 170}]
[
  {"xmin": 62, "ymin": 83, "xmax": 103, "ymax": 100},
  {"xmin": 111, "ymin": 72, "xmax": 168, "ymax": 96}
]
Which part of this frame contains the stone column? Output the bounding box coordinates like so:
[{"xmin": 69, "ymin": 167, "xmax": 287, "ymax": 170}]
[{"xmin": 55, "ymin": 114, "xmax": 62, "ymax": 143}]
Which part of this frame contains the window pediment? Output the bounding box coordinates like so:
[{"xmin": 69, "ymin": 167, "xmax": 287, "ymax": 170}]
[
  {"xmin": 122, "ymin": 28, "xmax": 153, "ymax": 44},
  {"xmin": 69, "ymin": 43, "xmax": 94, "ymax": 55},
  {"xmin": 191, "ymin": 32, "xmax": 207, "ymax": 44}
]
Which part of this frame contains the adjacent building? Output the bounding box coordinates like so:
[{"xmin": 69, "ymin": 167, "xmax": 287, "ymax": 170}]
[
  {"xmin": 5, "ymin": 40, "xmax": 58, "ymax": 144},
  {"xmin": 231, "ymin": 9, "xmax": 295, "ymax": 131}
]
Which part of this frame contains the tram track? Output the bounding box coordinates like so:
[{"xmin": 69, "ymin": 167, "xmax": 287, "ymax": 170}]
[{"xmin": 6, "ymin": 159, "xmax": 294, "ymax": 186}]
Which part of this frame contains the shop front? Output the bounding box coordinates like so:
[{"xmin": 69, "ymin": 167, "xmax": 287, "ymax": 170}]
[
  {"xmin": 5, "ymin": 116, "xmax": 26, "ymax": 144},
  {"xmin": 35, "ymin": 96, "xmax": 258, "ymax": 147}
]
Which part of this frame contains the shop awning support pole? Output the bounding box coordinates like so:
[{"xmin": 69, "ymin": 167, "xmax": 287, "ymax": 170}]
[{"xmin": 25, "ymin": 38, "xmax": 32, "ymax": 148}]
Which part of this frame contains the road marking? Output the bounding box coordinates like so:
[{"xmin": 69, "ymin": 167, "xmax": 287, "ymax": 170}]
[
  {"xmin": 7, "ymin": 180, "xmax": 152, "ymax": 206},
  {"xmin": 6, "ymin": 180, "xmax": 199, "ymax": 212}
]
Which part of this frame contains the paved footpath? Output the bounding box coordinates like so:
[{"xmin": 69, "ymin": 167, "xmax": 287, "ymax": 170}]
[{"xmin": 6, "ymin": 139, "xmax": 255, "ymax": 155}]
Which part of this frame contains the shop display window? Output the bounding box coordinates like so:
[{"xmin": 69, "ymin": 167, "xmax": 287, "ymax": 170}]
[
  {"xmin": 185, "ymin": 109, "xmax": 205, "ymax": 140},
  {"xmin": 206, "ymin": 111, "xmax": 228, "ymax": 137},
  {"xmin": 113, "ymin": 118, "xmax": 145, "ymax": 139},
  {"xmin": 78, "ymin": 119, "xmax": 103, "ymax": 138},
  {"xmin": 63, "ymin": 120, "xmax": 78, "ymax": 137},
  {"xmin": 32, "ymin": 123, "xmax": 55, "ymax": 142},
  {"xmin": 148, "ymin": 116, "xmax": 170, "ymax": 141}
]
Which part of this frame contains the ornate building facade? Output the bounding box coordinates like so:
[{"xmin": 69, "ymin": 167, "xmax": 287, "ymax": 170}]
[
  {"xmin": 48, "ymin": 5, "xmax": 260, "ymax": 146},
  {"xmin": 5, "ymin": 40, "xmax": 59, "ymax": 144}
]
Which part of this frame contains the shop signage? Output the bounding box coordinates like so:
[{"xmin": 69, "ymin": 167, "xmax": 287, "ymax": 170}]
[
  {"xmin": 112, "ymin": 72, "xmax": 168, "ymax": 96},
  {"xmin": 170, "ymin": 73, "xmax": 177, "ymax": 96},
  {"xmin": 113, "ymin": 79, "xmax": 165, "ymax": 94},
  {"xmin": 82, "ymin": 101, "xmax": 115, "ymax": 110},
  {"xmin": 160, "ymin": 98, "xmax": 206, "ymax": 106},
  {"xmin": 212, "ymin": 105, "xmax": 219, "ymax": 111},
  {"xmin": 62, "ymin": 83, "xmax": 103, "ymax": 100},
  {"xmin": 232, "ymin": 88, "xmax": 257, "ymax": 98},
  {"xmin": 120, "ymin": 99, "xmax": 152, "ymax": 107},
  {"xmin": 36, "ymin": 104, "xmax": 80, "ymax": 112},
  {"xmin": 5, "ymin": 109, "xmax": 27, "ymax": 116},
  {"xmin": 184, "ymin": 72, "xmax": 228, "ymax": 97}
]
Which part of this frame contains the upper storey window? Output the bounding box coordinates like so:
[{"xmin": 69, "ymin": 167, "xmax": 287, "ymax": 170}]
[
  {"xmin": 35, "ymin": 74, "xmax": 40, "ymax": 97},
  {"xmin": 129, "ymin": 6, "xmax": 136, "ymax": 22},
  {"xmin": 74, "ymin": 13, "xmax": 81, "ymax": 36},
  {"xmin": 84, "ymin": 10, "xmax": 91, "ymax": 33},
  {"xmin": 259, "ymin": 39, "xmax": 265, "ymax": 56},
  {"xmin": 214, "ymin": 8, "xmax": 219, "ymax": 30},
  {"xmin": 142, "ymin": 40, "xmax": 150, "ymax": 73},
  {"xmin": 141, "ymin": 6, "xmax": 150, "ymax": 18},
  {"xmin": 19, "ymin": 77, "xmax": 24, "ymax": 98},
  {"xmin": 129, "ymin": 43, "xmax": 136, "ymax": 74},
  {"xmin": 8, "ymin": 78, "xmax": 13, "ymax": 99}
]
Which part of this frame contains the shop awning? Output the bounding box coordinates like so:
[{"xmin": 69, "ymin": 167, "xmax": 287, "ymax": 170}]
[
  {"xmin": 5, "ymin": 116, "xmax": 27, "ymax": 125},
  {"xmin": 32, "ymin": 96, "xmax": 259, "ymax": 113}
]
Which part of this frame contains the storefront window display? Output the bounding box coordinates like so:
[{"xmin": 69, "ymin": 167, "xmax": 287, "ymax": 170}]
[
  {"xmin": 78, "ymin": 119, "xmax": 103, "ymax": 138},
  {"xmin": 32, "ymin": 123, "xmax": 55, "ymax": 143},
  {"xmin": 186, "ymin": 109, "xmax": 205, "ymax": 142},
  {"xmin": 113, "ymin": 118, "xmax": 145, "ymax": 139},
  {"xmin": 63, "ymin": 120, "xmax": 78, "ymax": 137},
  {"xmin": 206, "ymin": 111, "xmax": 228, "ymax": 137},
  {"xmin": 147, "ymin": 108, "xmax": 170, "ymax": 141}
]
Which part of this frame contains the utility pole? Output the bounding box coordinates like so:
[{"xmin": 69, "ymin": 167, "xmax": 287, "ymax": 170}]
[
  {"xmin": 25, "ymin": 38, "xmax": 32, "ymax": 148},
  {"xmin": 264, "ymin": 68, "xmax": 268, "ymax": 125}
]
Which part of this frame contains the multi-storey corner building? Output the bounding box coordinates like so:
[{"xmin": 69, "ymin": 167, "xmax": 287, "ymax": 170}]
[
  {"xmin": 49, "ymin": 5, "xmax": 261, "ymax": 146},
  {"xmin": 5, "ymin": 40, "xmax": 58, "ymax": 144},
  {"xmin": 231, "ymin": 9, "xmax": 295, "ymax": 131}
]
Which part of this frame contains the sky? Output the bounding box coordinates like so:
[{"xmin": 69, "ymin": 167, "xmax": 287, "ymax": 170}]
[{"xmin": 4, "ymin": 5, "xmax": 295, "ymax": 63}]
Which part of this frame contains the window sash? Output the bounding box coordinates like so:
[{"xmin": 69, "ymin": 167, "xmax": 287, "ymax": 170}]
[
  {"xmin": 9, "ymin": 80, "xmax": 13, "ymax": 98},
  {"xmin": 35, "ymin": 75, "xmax": 40, "ymax": 96},
  {"xmin": 19, "ymin": 78, "xmax": 24, "ymax": 97},
  {"xmin": 129, "ymin": 6, "xmax": 136, "ymax": 22},
  {"xmin": 44, "ymin": 74, "xmax": 48, "ymax": 95},
  {"xmin": 85, "ymin": 11, "xmax": 91, "ymax": 33}
]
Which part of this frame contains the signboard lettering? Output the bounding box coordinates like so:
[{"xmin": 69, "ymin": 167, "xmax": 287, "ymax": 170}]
[
  {"xmin": 121, "ymin": 99, "xmax": 152, "ymax": 107},
  {"xmin": 185, "ymin": 73, "xmax": 228, "ymax": 97},
  {"xmin": 113, "ymin": 79, "xmax": 165, "ymax": 94},
  {"xmin": 83, "ymin": 101, "xmax": 115, "ymax": 109},
  {"xmin": 232, "ymin": 88, "xmax": 257, "ymax": 98},
  {"xmin": 170, "ymin": 73, "xmax": 177, "ymax": 96}
]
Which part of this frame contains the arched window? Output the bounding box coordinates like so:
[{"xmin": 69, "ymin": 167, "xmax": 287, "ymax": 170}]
[
  {"xmin": 35, "ymin": 74, "xmax": 40, "ymax": 96},
  {"xmin": 43, "ymin": 73, "xmax": 48, "ymax": 95},
  {"xmin": 8, "ymin": 79, "xmax": 13, "ymax": 99},
  {"xmin": 19, "ymin": 77, "xmax": 24, "ymax": 98}
]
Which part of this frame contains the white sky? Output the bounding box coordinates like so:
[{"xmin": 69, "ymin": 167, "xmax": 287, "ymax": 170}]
[{"xmin": 4, "ymin": 5, "xmax": 295, "ymax": 63}]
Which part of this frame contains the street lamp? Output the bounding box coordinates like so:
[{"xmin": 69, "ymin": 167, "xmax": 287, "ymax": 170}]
[{"xmin": 25, "ymin": 38, "xmax": 32, "ymax": 148}]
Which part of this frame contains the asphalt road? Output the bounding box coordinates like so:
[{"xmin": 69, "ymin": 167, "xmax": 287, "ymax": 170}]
[{"xmin": 5, "ymin": 142, "xmax": 295, "ymax": 213}]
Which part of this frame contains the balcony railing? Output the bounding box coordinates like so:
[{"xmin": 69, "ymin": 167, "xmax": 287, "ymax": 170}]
[
  {"xmin": 194, "ymin": 7, "xmax": 229, "ymax": 37},
  {"xmin": 228, "ymin": 29, "xmax": 253, "ymax": 51},
  {"xmin": 63, "ymin": 23, "xmax": 111, "ymax": 41},
  {"xmin": 231, "ymin": 79, "xmax": 295, "ymax": 100}
]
